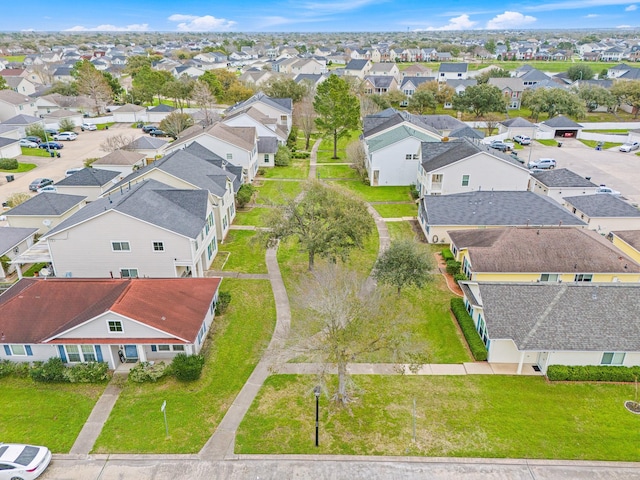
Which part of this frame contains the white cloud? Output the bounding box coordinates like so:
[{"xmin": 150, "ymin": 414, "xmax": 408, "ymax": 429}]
[
  {"xmin": 65, "ymin": 24, "xmax": 149, "ymax": 32},
  {"xmin": 300, "ymin": 0, "xmax": 387, "ymax": 15},
  {"xmin": 167, "ymin": 14, "xmax": 236, "ymax": 31},
  {"xmin": 626, "ymin": 4, "xmax": 638, "ymax": 10},
  {"xmin": 423, "ymin": 14, "xmax": 477, "ymax": 31},
  {"xmin": 584, "ymin": 13, "xmax": 600, "ymax": 17},
  {"xmin": 524, "ymin": 0, "xmax": 638, "ymax": 12},
  {"xmin": 617, "ymin": 23, "xmax": 633, "ymax": 27},
  {"xmin": 486, "ymin": 11, "xmax": 537, "ymax": 29}
]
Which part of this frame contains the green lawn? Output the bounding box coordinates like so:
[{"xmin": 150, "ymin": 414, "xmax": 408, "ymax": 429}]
[
  {"xmin": 386, "ymin": 221, "xmax": 420, "ymax": 242},
  {"xmin": 331, "ymin": 181, "xmax": 413, "ymax": 202},
  {"xmin": 316, "ymin": 148, "xmax": 350, "ymax": 163},
  {"xmin": 93, "ymin": 279, "xmax": 276, "ymax": 454},
  {"xmin": 373, "ymin": 203, "xmax": 418, "ymax": 218},
  {"xmin": 21, "ymin": 147, "xmax": 52, "ymax": 158},
  {"xmin": 233, "ymin": 208, "xmax": 271, "ymax": 227},
  {"xmin": 316, "ymin": 164, "xmax": 359, "ymax": 179},
  {"xmin": 2, "ymin": 55, "xmax": 26, "ymax": 62},
  {"xmin": 237, "ymin": 375, "xmax": 640, "ymax": 460},
  {"xmin": 212, "ymin": 230, "xmax": 267, "ymax": 273},
  {"xmin": 536, "ymin": 139, "xmax": 559, "ymax": 147},
  {"xmin": 579, "ymin": 139, "xmax": 623, "ymax": 150},
  {"xmin": 0, "ymin": 377, "xmax": 104, "ymax": 453},
  {"xmin": 0, "ymin": 162, "xmax": 37, "ymax": 173},
  {"xmin": 582, "ymin": 129, "xmax": 630, "ymax": 134},
  {"xmin": 262, "ymin": 160, "xmax": 309, "ymax": 179},
  {"xmin": 254, "ymin": 180, "xmax": 303, "ymax": 205}
]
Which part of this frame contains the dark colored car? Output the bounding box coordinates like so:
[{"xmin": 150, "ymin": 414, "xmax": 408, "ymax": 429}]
[
  {"xmin": 142, "ymin": 125, "xmax": 157, "ymax": 133},
  {"xmin": 24, "ymin": 135, "xmax": 42, "ymax": 144},
  {"xmin": 39, "ymin": 141, "xmax": 64, "ymax": 150},
  {"xmin": 149, "ymin": 128, "xmax": 168, "ymax": 137},
  {"xmin": 29, "ymin": 178, "xmax": 54, "ymax": 191},
  {"xmin": 44, "ymin": 128, "xmax": 59, "ymax": 136}
]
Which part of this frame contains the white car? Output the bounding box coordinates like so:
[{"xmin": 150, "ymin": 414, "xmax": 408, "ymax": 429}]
[
  {"xmin": 53, "ymin": 132, "xmax": 77, "ymax": 141},
  {"xmin": 81, "ymin": 123, "xmax": 97, "ymax": 131},
  {"xmin": 0, "ymin": 443, "xmax": 51, "ymax": 480},
  {"xmin": 37, "ymin": 185, "xmax": 58, "ymax": 193},
  {"xmin": 19, "ymin": 139, "xmax": 39, "ymax": 148},
  {"xmin": 596, "ymin": 185, "xmax": 621, "ymax": 196},
  {"xmin": 528, "ymin": 158, "xmax": 557, "ymax": 170},
  {"xmin": 619, "ymin": 142, "xmax": 639, "ymax": 152}
]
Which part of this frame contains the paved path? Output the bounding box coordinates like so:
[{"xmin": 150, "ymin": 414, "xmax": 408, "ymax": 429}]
[
  {"xmin": 69, "ymin": 370, "xmax": 128, "ymax": 455},
  {"xmin": 200, "ymin": 246, "xmax": 291, "ymax": 459},
  {"xmin": 308, "ymin": 137, "xmax": 321, "ymax": 179}
]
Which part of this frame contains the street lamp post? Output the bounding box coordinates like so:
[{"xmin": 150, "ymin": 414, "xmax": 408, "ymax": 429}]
[{"xmin": 314, "ymin": 386, "xmax": 321, "ymax": 447}]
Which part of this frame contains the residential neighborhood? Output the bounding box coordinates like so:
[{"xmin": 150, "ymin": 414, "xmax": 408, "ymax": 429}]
[{"xmin": 1, "ymin": 28, "xmax": 640, "ymax": 476}]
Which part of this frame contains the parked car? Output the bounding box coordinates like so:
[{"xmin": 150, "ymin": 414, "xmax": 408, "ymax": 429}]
[
  {"xmin": 37, "ymin": 185, "xmax": 58, "ymax": 194},
  {"xmin": 44, "ymin": 128, "xmax": 59, "ymax": 136},
  {"xmin": 488, "ymin": 140, "xmax": 514, "ymax": 152},
  {"xmin": 29, "ymin": 178, "xmax": 53, "ymax": 191},
  {"xmin": 0, "ymin": 443, "xmax": 51, "ymax": 480},
  {"xmin": 38, "ymin": 141, "xmax": 63, "ymax": 150},
  {"xmin": 528, "ymin": 158, "xmax": 556, "ymax": 170},
  {"xmin": 19, "ymin": 138, "xmax": 39, "ymax": 148},
  {"xmin": 141, "ymin": 125, "xmax": 157, "ymax": 133},
  {"xmin": 513, "ymin": 135, "xmax": 531, "ymax": 145},
  {"xmin": 23, "ymin": 136, "xmax": 42, "ymax": 144},
  {"xmin": 81, "ymin": 122, "xmax": 97, "ymax": 131},
  {"xmin": 149, "ymin": 128, "xmax": 168, "ymax": 137},
  {"xmin": 596, "ymin": 185, "xmax": 621, "ymax": 196},
  {"xmin": 53, "ymin": 131, "xmax": 78, "ymax": 141},
  {"xmin": 65, "ymin": 167, "xmax": 83, "ymax": 177},
  {"xmin": 619, "ymin": 142, "xmax": 640, "ymax": 152}
]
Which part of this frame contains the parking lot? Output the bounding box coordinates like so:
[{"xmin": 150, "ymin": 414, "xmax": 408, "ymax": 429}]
[
  {"xmin": 0, "ymin": 124, "xmax": 145, "ymax": 206},
  {"xmin": 525, "ymin": 137, "xmax": 640, "ymax": 205}
]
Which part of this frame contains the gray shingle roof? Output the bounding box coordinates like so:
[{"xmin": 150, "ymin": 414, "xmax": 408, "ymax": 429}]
[
  {"xmin": 439, "ymin": 62, "xmax": 468, "ymax": 73},
  {"xmin": 0, "ymin": 227, "xmax": 38, "ymax": 255},
  {"xmin": 422, "ymin": 191, "xmax": 586, "ymax": 227},
  {"xmin": 472, "ymin": 282, "xmax": 640, "ymax": 351},
  {"xmin": 0, "ymin": 137, "xmax": 18, "ymax": 148},
  {"xmin": 148, "ymin": 104, "xmax": 175, "ymax": 112},
  {"xmin": 5, "ymin": 193, "xmax": 86, "ymax": 216},
  {"xmin": 501, "ymin": 117, "xmax": 535, "ymax": 128},
  {"xmin": 532, "ymin": 168, "xmax": 598, "ymax": 188},
  {"xmin": 542, "ymin": 115, "xmax": 583, "ymax": 128},
  {"xmin": 55, "ymin": 168, "xmax": 119, "ymax": 187},
  {"xmin": 421, "ymin": 138, "xmax": 523, "ymax": 172},
  {"xmin": 128, "ymin": 136, "xmax": 168, "ymax": 150},
  {"xmin": 448, "ymin": 126, "xmax": 485, "ymax": 140},
  {"xmin": 564, "ymin": 195, "xmax": 640, "ymax": 218},
  {"xmin": 45, "ymin": 179, "xmax": 209, "ymax": 239},
  {"xmin": 257, "ymin": 136, "xmax": 278, "ymax": 154},
  {"xmin": 345, "ymin": 59, "xmax": 369, "ymax": 70}
]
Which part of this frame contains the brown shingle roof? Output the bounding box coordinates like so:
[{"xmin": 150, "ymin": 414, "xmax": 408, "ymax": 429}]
[
  {"xmin": 612, "ymin": 230, "xmax": 640, "ymax": 251},
  {"xmin": 450, "ymin": 227, "xmax": 640, "ymax": 274}
]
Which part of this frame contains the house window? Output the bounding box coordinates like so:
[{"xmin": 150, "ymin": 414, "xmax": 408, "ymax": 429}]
[
  {"xmin": 601, "ymin": 352, "xmax": 625, "ymax": 365},
  {"xmin": 405, "ymin": 154, "xmax": 412, "ymax": 160},
  {"xmin": 264, "ymin": 154, "xmax": 270, "ymax": 163},
  {"xmin": 64, "ymin": 345, "xmax": 97, "ymax": 363},
  {"xmin": 120, "ymin": 268, "xmax": 138, "ymax": 278},
  {"xmin": 574, "ymin": 274, "xmax": 593, "ymax": 282},
  {"xmin": 153, "ymin": 242, "xmax": 164, "ymax": 252},
  {"xmin": 9, "ymin": 345, "xmax": 26, "ymax": 356},
  {"xmin": 461, "ymin": 175, "xmax": 470, "ymax": 186},
  {"xmin": 158, "ymin": 345, "xmax": 171, "ymax": 351},
  {"xmin": 112, "ymin": 241, "xmax": 130, "ymax": 252},
  {"xmin": 476, "ymin": 315, "xmax": 489, "ymax": 347},
  {"xmin": 412, "ymin": 154, "xmax": 419, "ymax": 160},
  {"xmin": 108, "ymin": 320, "xmax": 123, "ymax": 332},
  {"xmin": 280, "ymin": 115, "xmax": 287, "ymax": 122},
  {"xmin": 226, "ymin": 153, "xmax": 233, "ymax": 160},
  {"xmin": 173, "ymin": 345, "xmax": 185, "ymax": 351},
  {"xmin": 540, "ymin": 274, "xmax": 559, "ymax": 282}
]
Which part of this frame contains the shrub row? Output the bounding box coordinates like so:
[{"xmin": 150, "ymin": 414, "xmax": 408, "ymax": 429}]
[
  {"xmin": 291, "ymin": 151, "xmax": 310, "ymax": 159},
  {"xmin": 129, "ymin": 353, "xmax": 205, "ymax": 383},
  {"xmin": 547, "ymin": 364, "xmax": 640, "ymax": 382},
  {"xmin": 450, "ymin": 298, "xmax": 488, "ymax": 361},
  {"xmin": 0, "ymin": 158, "xmax": 18, "ymax": 170},
  {"xmin": 29, "ymin": 358, "xmax": 109, "ymax": 383},
  {"xmin": 453, "ymin": 273, "xmax": 468, "ymax": 282},
  {"xmin": 446, "ymin": 259, "xmax": 461, "ymax": 276},
  {"xmin": 441, "ymin": 248, "xmax": 455, "ymax": 261}
]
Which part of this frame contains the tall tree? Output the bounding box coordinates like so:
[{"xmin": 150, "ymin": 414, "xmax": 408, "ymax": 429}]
[
  {"xmin": 199, "ymin": 71, "xmax": 224, "ymax": 99},
  {"xmin": 288, "ymin": 265, "xmax": 427, "ymax": 405},
  {"xmin": 611, "ymin": 80, "xmax": 640, "ymax": 118},
  {"xmin": 191, "ymin": 81, "xmax": 217, "ymax": 126},
  {"xmin": 521, "ymin": 87, "xmax": 585, "ymax": 121},
  {"xmin": 407, "ymin": 88, "xmax": 437, "ymax": 114},
  {"xmin": 161, "ymin": 75, "xmax": 195, "ymax": 112},
  {"xmin": 574, "ymin": 84, "xmax": 616, "ymax": 112},
  {"xmin": 373, "ymin": 240, "xmax": 434, "ymax": 294},
  {"xmin": 566, "ymin": 65, "xmax": 595, "ymax": 82},
  {"xmin": 159, "ymin": 112, "xmax": 194, "ymax": 138},
  {"xmin": 452, "ymin": 84, "xmax": 507, "ymax": 118},
  {"xmin": 264, "ymin": 77, "xmax": 308, "ymax": 103},
  {"xmin": 264, "ymin": 181, "xmax": 373, "ymax": 270},
  {"xmin": 0, "ymin": 76, "xmax": 8, "ymax": 90},
  {"xmin": 294, "ymin": 93, "xmax": 316, "ymax": 150},
  {"xmin": 314, "ymin": 74, "xmax": 360, "ymax": 159},
  {"xmin": 73, "ymin": 60, "xmax": 112, "ymax": 114},
  {"xmin": 131, "ymin": 65, "xmax": 172, "ymax": 104},
  {"xmin": 475, "ymin": 67, "xmax": 511, "ymax": 84}
]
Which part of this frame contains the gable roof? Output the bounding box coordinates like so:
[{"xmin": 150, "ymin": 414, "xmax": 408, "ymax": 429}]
[
  {"xmin": 564, "ymin": 194, "xmax": 640, "ymax": 218},
  {"xmin": 0, "ymin": 90, "xmax": 32, "ymax": 106},
  {"xmin": 439, "ymin": 63, "xmax": 468, "ymax": 73},
  {"xmin": 422, "ymin": 191, "xmax": 586, "ymax": 227},
  {"xmin": 92, "ymin": 149, "xmax": 147, "ymax": 166},
  {"xmin": 363, "ymin": 109, "xmax": 441, "ymax": 137},
  {"xmin": 55, "ymin": 168, "xmax": 119, "ymax": 187},
  {"xmin": 421, "ymin": 138, "xmax": 522, "ymax": 171},
  {"xmin": 0, "ymin": 227, "xmax": 38, "ymax": 255},
  {"xmin": 470, "ymin": 282, "xmax": 640, "ymax": 351},
  {"xmin": 225, "ymin": 91, "xmax": 292, "ymax": 116},
  {"xmin": 115, "ymin": 103, "xmax": 146, "ymax": 113},
  {"xmin": 367, "ymin": 125, "xmax": 438, "ymax": 153},
  {"xmin": 449, "ymin": 227, "xmax": 640, "ymax": 274},
  {"xmin": 4, "ymin": 193, "xmax": 86, "ymax": 216},
  {"xmin": 501, "ymin": 117, "xmax": 535, "ymax": 128},
  {"xmin": 0, "ymin": 277, "xmax": 220, "ymax": 344},
  {"xmin": 45, "ymin": 179, "xmax": 209, "ymax": 239},
  {"xmin": 612, "ymin": 230, "xmax": 640, "ymax": 250},
  {"xmin": 257, "ymin": 136, "xmax": 278, "ymax": 154},
  {"xmin": 127, "ymin": 136, "xmax": 168, "ymax": 150},
  {"xmin": 345, "ymin": 59, "xmax": 369, "ymax": 70},
  {"xmin": 531, "ymin": 168, "xmax": 598, "ymax": 188},
  {"xmin": 448, "ymin": 125, "xmax": 485, "ymax": 140},
  {"xmin": 542, "ymin": 115, "xmax": 582, "ymax": 128},
  {"xmin": 1, "ymin": 114, "xmax": 41, "ymax": 125}
]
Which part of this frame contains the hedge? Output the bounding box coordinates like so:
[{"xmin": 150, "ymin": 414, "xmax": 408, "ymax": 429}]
[
  {"xmin": 450, "ymin": 298, "xmax": 488, "ymax": 361},
  {"xmin": 0, "ymin": 158, "xmax": 18, "ymax": 170},
  {"xmin": 446, "ymin": 259, "xmax": 461, "ymax": 276},
  {"xmin": 547, "ymin": 364, "xmax": 640, "ymax": 382},
  {"xmin": 441, "ymin": 248, "xmax": 455, "ymax": 261}
]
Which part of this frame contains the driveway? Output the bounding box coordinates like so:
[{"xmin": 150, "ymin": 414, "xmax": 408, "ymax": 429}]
[
  {"xmin": 0, "ymin": 125, "xmax": 145, "ymax": 206},
  {"xmin": 526, "ymin": 138, "xmax": 640, "ymax": 205}
]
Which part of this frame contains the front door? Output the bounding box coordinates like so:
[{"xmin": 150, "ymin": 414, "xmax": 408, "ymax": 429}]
[
  {"xmin": 537, "ymin": 352, "xmax": 549, "ymax": 373},
  {"xmin": 124, "ymin": 345, "xmax": 138, "ymax": 362}
]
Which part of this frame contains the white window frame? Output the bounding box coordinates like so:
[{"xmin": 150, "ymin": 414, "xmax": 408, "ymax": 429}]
[
  {"xmin": 152, "ymin": 241, "xmax": 165, "ymax": 252},
  {"xmin": 108, "ymin": 320, "xmax": 123, "ymax": 332},
  {"xmin": 65, "ymin": 344, "xmax": 97, "ymax": 363},
  {"xmin": 540, "ymin": 273, "xmax": 559, "ymax": 282},
  {"xmin": 111, "ymin": 241, "xmax": 131, "ymax": 252},
  {"xmin": 462, "ymin": 175, "xmax": 470, "ymax": 186},
  {"xmin": 9, "ymin": 345, "xmax": 27, "ymax": 356},
  {"xmin": 574, "ymin": 273, "xmax": 593, "ymax": 282},
  {"xmin": 601, "ymin": 352, "xmax": 625, "ymax": 365},
  {"xmin": 120, "ymin": 268, "xmax": 139, "ymax": 279}
]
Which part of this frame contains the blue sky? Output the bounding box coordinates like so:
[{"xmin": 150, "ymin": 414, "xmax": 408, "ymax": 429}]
[{"xmin": 2, "ymin": 0, "xmax": 639, "ymax": 32}]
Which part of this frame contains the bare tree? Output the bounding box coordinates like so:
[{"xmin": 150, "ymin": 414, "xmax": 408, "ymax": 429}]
[
  {"xmin": 346, "ymin": 140, "xmax": 367, "ymax": 181},
  {"xmin": 294, "ymin": 93, "xmax": 316, "ymax": 150},
  {"xmin": 482, "ymin": 113, "xmax": 504, "ymax": 136},
  {"xmin": 286, "ymin": 265, "xmax": 427, "ymax": 406},
  {"xmin": 191, "ymin": 81, "xmax": 217, "ymax": 127},
  {"xmin": 100, "ymin": 134, "xmax": 135, "ymax": 153}
]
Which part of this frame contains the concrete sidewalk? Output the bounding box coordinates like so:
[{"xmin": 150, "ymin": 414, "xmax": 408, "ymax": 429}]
[{"xmin": 276, "ymin": 362, "xmax": 542, "ymax": 376}]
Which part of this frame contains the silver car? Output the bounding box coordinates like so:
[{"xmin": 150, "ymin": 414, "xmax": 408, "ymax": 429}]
[{"xmin": 619, "ymin": 142, "xmax": 639, "ymax": 152}]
